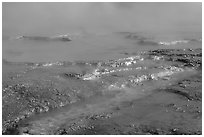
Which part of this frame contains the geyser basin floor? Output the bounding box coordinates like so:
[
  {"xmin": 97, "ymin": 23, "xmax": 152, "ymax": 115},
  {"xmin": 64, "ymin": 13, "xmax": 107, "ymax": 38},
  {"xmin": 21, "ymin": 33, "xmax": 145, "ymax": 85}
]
[{"xmin": 2, "ymin": 48, "xmax": 202, "ymax": 135}]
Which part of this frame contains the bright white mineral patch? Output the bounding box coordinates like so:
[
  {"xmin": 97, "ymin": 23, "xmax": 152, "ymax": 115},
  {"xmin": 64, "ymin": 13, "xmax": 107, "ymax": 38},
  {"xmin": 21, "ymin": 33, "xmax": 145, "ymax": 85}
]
[{"xmin": 159, "ymin": 40, "xmax": 189, "ymax": 46}]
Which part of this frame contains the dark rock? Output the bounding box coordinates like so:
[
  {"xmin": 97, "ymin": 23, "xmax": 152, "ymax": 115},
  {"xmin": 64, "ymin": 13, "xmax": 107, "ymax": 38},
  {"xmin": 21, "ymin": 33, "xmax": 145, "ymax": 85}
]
[
  {"xmin": 15, "ymin": 35, "xmax": 71, "ymax": 42},
  {"xmin": 137, "ymin": 40, "xmax": 159, "ymax": 46},
  {"xmin": 62, "ymin": 72, "xmax": 83, "ymax": 79}
]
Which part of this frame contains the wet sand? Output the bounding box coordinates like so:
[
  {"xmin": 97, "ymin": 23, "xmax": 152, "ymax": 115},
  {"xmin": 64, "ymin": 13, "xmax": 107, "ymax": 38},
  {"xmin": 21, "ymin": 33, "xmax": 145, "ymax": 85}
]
[{"xmin": 2, "ymin": 48, "xmax": 202, "ymax": 135}]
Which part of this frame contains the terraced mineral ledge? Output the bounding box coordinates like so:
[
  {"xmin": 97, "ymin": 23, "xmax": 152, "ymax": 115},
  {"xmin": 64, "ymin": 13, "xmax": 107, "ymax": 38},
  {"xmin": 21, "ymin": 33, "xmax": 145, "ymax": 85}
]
[{"xmin": 2, "ymin": 48, "xmax": 202, "ymax": 135}]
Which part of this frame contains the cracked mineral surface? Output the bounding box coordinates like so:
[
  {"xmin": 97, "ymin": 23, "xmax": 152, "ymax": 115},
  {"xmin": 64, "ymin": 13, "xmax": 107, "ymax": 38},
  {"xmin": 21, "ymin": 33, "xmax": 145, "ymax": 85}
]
[{"xmin": 2, "ymin": 48, "xmax": 202, "ymax": 135}]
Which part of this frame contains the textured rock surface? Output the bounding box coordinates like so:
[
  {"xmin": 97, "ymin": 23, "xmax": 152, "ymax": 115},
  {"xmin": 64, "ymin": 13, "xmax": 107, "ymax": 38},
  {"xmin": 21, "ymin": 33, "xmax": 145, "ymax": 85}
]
[{"xmin": 2, "ymin": 48, "xmax": 202, "ymax": 135}]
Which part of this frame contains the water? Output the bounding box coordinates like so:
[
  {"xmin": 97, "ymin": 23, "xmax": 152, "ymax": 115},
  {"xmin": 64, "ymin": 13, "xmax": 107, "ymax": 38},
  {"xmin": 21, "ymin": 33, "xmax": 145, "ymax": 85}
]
[
  {"xmin": 2, "ymin": 3, "xmax": 202, "ymax": 63},
  {"xmin": 2, "ymin": 31, "xmax": 202, "ymax": 62}
]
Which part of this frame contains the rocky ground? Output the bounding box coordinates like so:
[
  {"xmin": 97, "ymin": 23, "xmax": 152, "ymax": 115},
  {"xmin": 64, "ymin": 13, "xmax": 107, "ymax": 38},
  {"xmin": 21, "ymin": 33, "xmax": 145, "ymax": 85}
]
[{"xmin": 2, "ymin": 48, "xmax": 202, "ymax": 135}]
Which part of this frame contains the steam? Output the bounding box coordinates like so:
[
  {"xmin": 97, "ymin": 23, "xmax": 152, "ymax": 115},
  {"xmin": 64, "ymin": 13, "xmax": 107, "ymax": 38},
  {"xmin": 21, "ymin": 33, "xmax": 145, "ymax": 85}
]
[{"xmin": 3, "ymin": 2, "xmax": 201, "ymax": 36}]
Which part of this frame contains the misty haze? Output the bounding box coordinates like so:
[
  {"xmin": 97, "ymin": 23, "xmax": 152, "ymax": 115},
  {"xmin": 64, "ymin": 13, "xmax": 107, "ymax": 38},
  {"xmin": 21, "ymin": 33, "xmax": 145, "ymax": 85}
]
[{"xmin": 2, "ymin": 2, "xmax": 202, "ymax": 135}]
